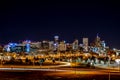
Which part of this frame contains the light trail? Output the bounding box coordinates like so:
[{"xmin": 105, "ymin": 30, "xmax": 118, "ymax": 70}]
[{"xmin": 0, "ymin": 68, "xmax": 68, "ymax": 71}]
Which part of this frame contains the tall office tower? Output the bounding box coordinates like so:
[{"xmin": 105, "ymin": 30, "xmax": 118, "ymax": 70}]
[
  {"xmin": 101, "ymin": 41, "xmax": 106, "ymax": 48},
  {"xmin": 54, "ymin": 36, "xmax": 59, "ymax": 43},
  {"xmin": 83, "ymin": 38, "xmax": 88, "ymax": 52},
  {"xmin": 23, "ymin": 40, "xmax": 31, "ymax": 53},
  {"xmin": 26, "ymin": 43, "xmax": 30, "ymax": 53},
  {"xmin": 72, "ymin": 39, "xmax": 79, "ymax": 50},
  {"xmin": 59, "ymin": 41, "xmax": 66, "ymax": 51},
  {"xmin": 49, "ymin": 41, "xmax": 54, "ymax": 50},
  {"xmin": 95, "ymin": 34, "xmax": 101, "ymax": 47},
  {"xmin": 54, "ymin": 36, "xmax": 59, "ymax": 51},
  {"xmin": 42, "ymin": 40, "xmax": 49, "ymax": 49}
]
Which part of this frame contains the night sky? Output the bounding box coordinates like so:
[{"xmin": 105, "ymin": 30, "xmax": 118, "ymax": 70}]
[{"xmin": 0, "ymin": 1, "xmax": 120, "ymax": 49}]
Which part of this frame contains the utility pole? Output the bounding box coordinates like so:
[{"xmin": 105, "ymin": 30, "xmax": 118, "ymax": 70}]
[
  {"xmin": 108, "ymin": 56, "xmax": 111, "ymax": 80},
  {"xmin": 118, "ymin": 61, "xmax": 120, "ymax": 72}
]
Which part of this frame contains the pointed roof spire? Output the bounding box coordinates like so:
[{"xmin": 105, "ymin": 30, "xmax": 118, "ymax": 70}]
[{"xmin": 97, "ymin": 33, "xmax": 99, "ymax": 38}]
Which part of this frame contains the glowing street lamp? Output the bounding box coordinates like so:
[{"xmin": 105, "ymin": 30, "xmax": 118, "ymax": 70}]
[{"xmin": 115, "ymin": 59, "xmax": 120, "ymax": 71}]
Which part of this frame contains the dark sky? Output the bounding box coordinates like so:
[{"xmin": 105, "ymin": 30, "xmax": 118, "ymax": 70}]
[{"xmin": 0, "ymin": 1, "xmax": 120, "ymax": 49}]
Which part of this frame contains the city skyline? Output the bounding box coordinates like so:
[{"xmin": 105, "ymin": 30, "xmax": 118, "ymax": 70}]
[{"xmin": 0, "ymin": 1, "xmax": 120, "ymax": 49}]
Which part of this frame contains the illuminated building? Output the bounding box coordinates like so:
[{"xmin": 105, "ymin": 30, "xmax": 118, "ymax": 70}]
[
  {"xmin": 22, "ymin": 40, "xmax": 31, "ymax": 53},
  {"xmin": 6, "ymin": 43, "xmax": 18, "ymax": 52},
  {"xmin": 15, "ymin": 44, "xmax": 26, "ymax": 52},
  {"xmin": 94, "ymin": 34, "xmax": 101, "ymax": 47},
  {"xmin": 72, "ymin": 39, "xmax": 79, "ymax": 50},
  {"xmin": 53, "ymin": 43, "xmax": 59, "ymax": 51},
  {"xmin": 101, "ymin": 41, "xmax": 106, "ymax": 48},
  {"xmin": 54, "ymin": 35, "xmax": 59, "ymax": 43},
  {"xmin": 58, "ymin": 41, "xmax": 66, "ymax": 51},
  {"xmin": 26, "ymin": 43, "xmax": 30, "ymax": 53},
  {"xmin": 90, "ymin": 34, "xmax": 101, "ymax": 53},
  {"xmin": 30, "ymin": 42, "xmax": 41, "ymax": 49},
  {"xmin": 54, "ymin": 36, "xmax": 59, "ymax": 51},
  {"xmin": 6, "ymin": 45, "xmax": 10, "ymax": 52},
  {"xmin": 83, "ymin": 38, "xmax": 88, "ymax": 52},
  {"xmin": 49, "ymin": 41, "xmax": 54, "ymax": 50},
  {"xmin": 4, "ymin": 41, "xmax": 31, "ymax": 53},
  {"xmin": 66, "ymin": 43, "xmax": 72, "ymax": 51},
  {"xmin": 41, "ymin": 40, "xmax": 49, "ymax": 49},
  {"xmin": 90, "ymin": 34, "xmax": 108, "ymax": 54}
]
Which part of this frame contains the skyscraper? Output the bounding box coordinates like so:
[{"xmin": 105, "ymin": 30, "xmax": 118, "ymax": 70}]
[
  {"xmin": 54, "ymin": 36, "xmax": 59, "ymax": 43},
  {"xmin": 58, "ymin": 41, "xmax": 66, "ymax": 51},
  {"xmin": 95, "ymin": 34, "xmax": 101, "ymax": 47},
  {"xmin": 54, "ymin": 36, "xmax": 59, "ymax": 51},
  {"xmin": 72, "ymin": 39, "xmax": 79, "ymax": 50},
  {"xmin": 49, "ymin": 41, "xmax": 54, "ymax": 50},
  {"xmin": 83, "ymin": 38, "xmax": 88, "ymax": 52}
]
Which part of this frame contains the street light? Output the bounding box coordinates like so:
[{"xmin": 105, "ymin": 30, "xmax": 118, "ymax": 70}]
[{"xmin": 115, "ymin": 59, "xmax": 120, "ymax": 72}]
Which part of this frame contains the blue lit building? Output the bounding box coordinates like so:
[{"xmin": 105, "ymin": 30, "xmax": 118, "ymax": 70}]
[
  {"xmin": 26, "ymin": 43, "xmax": 30, "ymax": 53},
  {"xmin": 4, "ymin": 42, "xmax": 31, "ymax": 53},
  {"xmin": 90, "ymin": 35, "xmax": 108, "ymax": 54}
]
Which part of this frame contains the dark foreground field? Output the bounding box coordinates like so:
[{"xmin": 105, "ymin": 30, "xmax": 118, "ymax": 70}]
[{"xmin": 0, "ymin": 70, "xmax": 120, "ymax": 80}]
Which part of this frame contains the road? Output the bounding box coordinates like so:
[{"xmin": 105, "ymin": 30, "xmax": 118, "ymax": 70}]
[
  {"xmin": 1, "ymin": 66, "xmax": 120, "ymax": 80},
  {"xmin": 1, "ymin": 61, "xmax": 120, "ymax": 80},
  {"xmin": 0, "ymin": 68, "xmax": 120, "ymax": 80}
]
